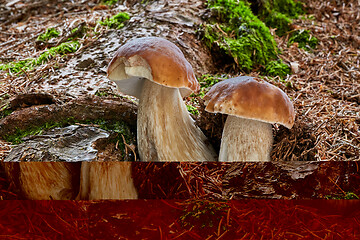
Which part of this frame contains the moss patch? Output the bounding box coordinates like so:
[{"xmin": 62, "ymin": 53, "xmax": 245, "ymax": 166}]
[
  {"xmin": 193, "ymin": 74, "xmax": 225, "ymax": 98},
  {"xmin": 186, "ymin": 105, "xmax": 199, "ymax": 115},
  {"xmin": 3, "ymin": 118, "xmax": 135, "ymax": 158},
  {"xmin": 36, "ymin": 41, "xmax": 80, "ymax": 64},
  {"xmin": 0, "ymin": 59, "xmax": 34, "ymax": 73},
  {"xmin": 264, "ymin": 11, "xmax": 292, "ymax": 36},
  {"xmin": 92, "ymin": 119, "xmax": 134, "ymax": 149},
  {"xmin": 99, "ymin": 12, "xmax": 130, "ymax": 29},
  {"xmin": 201, "ymin": 0, "xmax": 278, "ymax": 72},
  {"xmin": 0, "ymin": 108, "xmax": 13, "ymax": 119},
  {"xmin": 288, "ymin": 29, "xmax": 319, "ymax": 50},
  {"xmin": 0, "ymin": 41, "xmax": 80, "ymax": 73},
  {"xmin": 101, "ymin": 0, "xmax": 119, "ymax": 5},
  {"xmin": 36, "ymin": 28, "xmax": 60, "ymax": 42},
  {"xmin": 4, "ymin": 120, "xmax": 69, "ymax": 144},
  {"xmin": 253, "ymin": 0, "xmax": 304, "ymax": 36},
  {"xmin": 265, "ymin": 59, "xmax": 291, "ymax": 77},
  {"xmin": 325, "ymin": 192, "xmax": 359, "ymax": 200},
  {"xmin": 180, "ymin": 200, "xmax": 230, "ymax": 229}
]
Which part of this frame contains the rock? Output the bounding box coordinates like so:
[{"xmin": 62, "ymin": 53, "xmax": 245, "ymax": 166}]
[
  {"xmin": 4, "ymin": 125, "xmax": 109, "ymax": 162},
  {"xmin": 2, "ymin": 125, "xmax": 110, "ymax": 200}
]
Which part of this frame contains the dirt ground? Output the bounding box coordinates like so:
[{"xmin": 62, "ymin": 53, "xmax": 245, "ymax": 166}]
[{"xmin": 271, "ymin": 0, "xmax": 359, "ymax": 161}]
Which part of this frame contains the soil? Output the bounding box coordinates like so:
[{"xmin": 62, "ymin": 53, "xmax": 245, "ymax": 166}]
[{"xmin": 1, "ymin": 200, "xmax": 359, "ymax": 239}]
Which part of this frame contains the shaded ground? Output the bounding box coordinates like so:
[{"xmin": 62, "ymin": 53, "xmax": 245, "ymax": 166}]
[
  {"xmin": 2, "ymin": 161, "xmax": 359, "ymax": 200},
  {"xmin": 132, "ymin": 161, "xmax": 360, "ymax": 200},
  {"xmin": 270, "ymin": 0, "xmax": 360, "ymax": 160},
  {"xmin": 87, "ymin": 200, "xmax": 360, "ymax": 239},
  {"xmin": 0, "ymin": 200, "xmax": 359, "ymax": 239}
]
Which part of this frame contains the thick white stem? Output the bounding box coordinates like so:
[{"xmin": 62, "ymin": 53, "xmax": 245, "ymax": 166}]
[
  {"xmin": 79, "ymin": 162, "xmax": 138, "ymax": 200},
  {"xmin": 219, "ymin": 116, "xmax": 273, "ymax": 161},
  {"xmin": 138, "ymin": 80, "xmax": 216, "ymax": 161},
  {"xmin": 19, "ymin": 162, "xmax": 78, "ymax": 200}
]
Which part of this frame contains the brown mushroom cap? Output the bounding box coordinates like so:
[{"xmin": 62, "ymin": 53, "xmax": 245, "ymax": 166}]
[
  {"xmin": 107, "ymin": 37, "xmax": 199, "ymax": 97},
  {"xmin": 204, "ymin": 76, "xmax": 295, "ymax": 129}
]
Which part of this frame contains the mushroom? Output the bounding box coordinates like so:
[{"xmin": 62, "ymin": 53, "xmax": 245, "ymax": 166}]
[
  {"xmin": 107, "ymin": 37, "xmax": 217, "ymax": 161},
  {"xmin": 204, "ymin": 76, "xmax": 295, "ymax": 161},
  {"xmin": 78, "ymin": 162, "xmax": 138, "ymax": 200},
  {"xmin": 3, "ymin": 162, "xmax": 80, "ymax": 200}
]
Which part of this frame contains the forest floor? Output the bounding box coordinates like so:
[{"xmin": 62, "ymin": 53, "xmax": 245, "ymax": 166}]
[
  {"xmin": 0, "ymin": 0, "xmax": 359, "ymax": 162},
  {"xmin": 0, "ymin": 0, "xmax": 359, "ymax": 191},
  {"xmin": 0, "ymin": 0, "xmax": 359, "ymax": 239}
]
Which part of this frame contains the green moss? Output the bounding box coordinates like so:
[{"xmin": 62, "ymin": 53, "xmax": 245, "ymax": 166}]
[
  {"xmin": 180, "ymin": 200, "xmax": 230, "ymax": 229},
  {"xmin": 0, "ymin": 108, "xmax": 13, "ymax": 119},
  {"xmin": 190, "ymin": 74, "xmax": 224, "ymax": 98},
  {"xmin": 264, "ymin": 11, "xmax": 292, "ymax": 36},
  {"xmin": 37, "ymin": 28, "xmax": 60, "ymax": 42},
  {"xmin": 99, "ymin": 12, "xmax": 130, "ymax": 29},
  {"xmin": 269, "ymin": 0, "xmax": 304, "ymax": 18},
  {"xmin": 0, "ymin": 94, "xmax": 12, "ymax": 119},
  {"xmin": 3, "ymin": 118, "xmax": 135, "ymax": 157},
  {"xmin": 35, "ymin": 41, "xmax": 80, "ymax": 65},
  {"xmin": 0, "ymin": 41, "xmax": 80, "ymax": 73},
  {"xmin": 0, "ymin": 59, "xmax": 34, "ymax": 73},
  {"xmin": 101, "ymin": 0, "xmax": 119, "ymax": 5},
  {"xmin": 95, "ymin": 90, "xmax": 112, "ymax": 97},
  {"xmin": 325, "ymin": 192, "xmax": 359, "ymax": 200},
  {"xmin": 248, "ymin": 0, "xmax": 304, "ymax": 36},
  {"xmin": 90, "ymin": 119, "xmax": 135, "ymax": 152},
  {"xmin": 288, "ymin": 29, "xmax": 318, "ymax": 50},
  {"xmin": 265, "ymin": 59, "xmax": 290, "ymax": 77},
  {"xmin": 202, "ymin": 0, "xmax": 278, "ymax": 72},
  {"xmin": 259, "ymin": 0, "xmax": 304, "ymax": 19},
  {"xmin": 4, "ymin": 119, "xmax": 75, "ymax": 144},
  {"xmin": 186, "ymin": 105, "xmax": 199, "ymax": 115},
  {"xmin": 199, "ymin": 74, "xmax": 224, "ymax": 89}
]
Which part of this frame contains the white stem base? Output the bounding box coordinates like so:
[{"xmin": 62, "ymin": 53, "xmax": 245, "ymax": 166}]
[
  {"xmin": 18, "ymin": 162, "xmax": 77, "ymax": 200},
  {"xmin": 219, "ymin": 116, "xmax": 273, "ymax": 162},
  {"xmin": 78, "ymin": 162, "xmax": 138, "ymax": 200},
  {"xmin": 137, "ymin": 80, "xmax": 216, "ymax": 161}
]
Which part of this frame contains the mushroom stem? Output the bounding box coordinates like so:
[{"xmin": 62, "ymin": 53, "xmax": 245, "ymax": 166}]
[
  {"xmin": 79, "ymin": 162, "xmax": 138, "ymax": 200},
  {"xmin": 4, "ymin": 162, "xmax": 80, "ymax": 200},
  {"xmin": 219, "ymin": 116, "xmax": 273, "ymax": 161},
  {"xmin": 138, "ymin": 79, "xmax": 216, "ymax": 161}
]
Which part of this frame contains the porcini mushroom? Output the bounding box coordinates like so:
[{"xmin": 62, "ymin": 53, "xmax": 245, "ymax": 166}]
[
  {"xmin": 107, "ymin": 37, "xmax": 216, "ymax": 161},
  {"xmin": 78, "ymin": 162, "xmax": 138, "ymax": 200},
  {"xmin": 204, "ymin": 76, "xmax": 295, "ymax": 161},
  {"xmin": 3, "ymin": 162, "xmax": 80, "ymax": 200}
]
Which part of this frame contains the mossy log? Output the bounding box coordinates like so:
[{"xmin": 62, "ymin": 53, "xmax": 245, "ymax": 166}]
[{"xmin": 0, "ymin": 95, "xmax": 138, "ymax": 138}]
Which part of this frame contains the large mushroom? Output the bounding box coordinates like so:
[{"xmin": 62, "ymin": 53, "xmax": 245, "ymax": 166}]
[
  {"xmin": 204, "ymin": 76, "xmax": 295, "ymax": 161},
  {"xmin": 3, "ymin": 162, "xmax": 80, "ymax": 200},
  {"xmin": 107, "ymin": 37, "xmax": 217, "ymax": 161},
  {"xmin": 78, "ymin": 162, "xmax": 138, "ymax": 200}
]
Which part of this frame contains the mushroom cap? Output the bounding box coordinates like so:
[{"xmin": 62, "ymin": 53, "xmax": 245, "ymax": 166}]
[
  {"xmin": 107, "ymin": 37, "xmax": 199, "ymax": 98},
  {"xmin": 204, "ymin": 76, "xmax": 295, "ymax": 129}
]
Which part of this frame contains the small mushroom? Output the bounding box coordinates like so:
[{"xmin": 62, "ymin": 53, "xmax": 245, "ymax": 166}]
[
  {"xmin": 107, "ymin": 37, "xmax": 216, "ymax": 161},
  {"xmin": 204, "ymin": 76, "xmax": 295, "ymax": 161}
]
